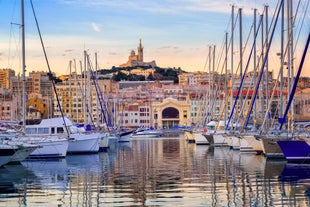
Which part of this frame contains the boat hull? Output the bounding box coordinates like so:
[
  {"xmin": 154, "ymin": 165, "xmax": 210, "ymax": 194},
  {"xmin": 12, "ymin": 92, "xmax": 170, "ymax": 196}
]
[
  {"xmin": 240, "ymin": 135, "xmax": 263, "ymax": 154},
  {"xmin": 213, "ymin": 134, "xmax": 229, "ymax": 147},
  {"xmin": 118, "ymin": 132, "xmax": 132, "ymax": 142},
  {"xmin": 68, "ymin": 133, "xmax": 100, "ymax": 153},
  {"xmin": 277, "ymin": 140, "xmax": 310, "ymax": 162},
  {"xmin": 99, "ymin": 133, "xmax": 110, "ymax": 152},
  {"xmin": 194, "ymin": 132, "xmax": 209, "ymax": 145},
  {"xmin": 204, "ymin": 134, "xmax": 214, "ymax": 145},
  {"xmin": 9, "ymin": 146, "xmax": 38, "ymax": 163},
  {"xmin": 0, "ymin": 146, "xmax": 16, "ymax": 167},
  {"xmin": 131, "ymin": 134, "xmax": 160, "ymax": 138},
  {"xmin": 28, "ymin": 139, "xmax": 68, "ymax": 159},
  {"xmin": 261, "ymin": 137, "xmax": 290, "ymax": 158}
]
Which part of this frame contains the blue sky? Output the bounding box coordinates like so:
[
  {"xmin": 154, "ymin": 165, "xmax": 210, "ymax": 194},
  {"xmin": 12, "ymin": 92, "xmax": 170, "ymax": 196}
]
[{"xmin": 0, "ymin": 0, "xmax": 309, "ymax": 76}]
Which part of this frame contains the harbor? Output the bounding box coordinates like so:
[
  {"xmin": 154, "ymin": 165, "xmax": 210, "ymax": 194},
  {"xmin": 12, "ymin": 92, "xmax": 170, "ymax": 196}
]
[
  {"xmin": 0, "ymin": 0, "xmax": 309, "ymax": 206},
  {"xmin": 0, "ymin": 136, "xmax": 309, "ymax": 206}
]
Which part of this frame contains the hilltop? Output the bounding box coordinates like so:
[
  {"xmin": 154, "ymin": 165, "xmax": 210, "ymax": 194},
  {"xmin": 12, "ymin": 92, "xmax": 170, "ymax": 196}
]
[{"xmin": 98, "ymin": 66, "xmax": 186, "ymax": 83}]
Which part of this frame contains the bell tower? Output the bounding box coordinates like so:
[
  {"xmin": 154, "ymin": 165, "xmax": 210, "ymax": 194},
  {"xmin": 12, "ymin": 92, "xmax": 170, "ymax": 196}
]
[{"xmin": 137, "ymin": 38, "xmax": 143, "ymax": 62}]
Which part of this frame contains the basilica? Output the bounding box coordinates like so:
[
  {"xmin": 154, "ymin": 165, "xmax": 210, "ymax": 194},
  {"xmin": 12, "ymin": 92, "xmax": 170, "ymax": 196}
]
[{"xmin": 119, "ymin": 39, "xmax": 157, "ymax": 68}]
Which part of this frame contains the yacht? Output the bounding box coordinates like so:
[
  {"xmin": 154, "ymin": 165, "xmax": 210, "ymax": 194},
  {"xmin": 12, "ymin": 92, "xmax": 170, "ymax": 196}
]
[
  {"xmin": 21, "ymin": 118, "xmax": 70, "ymax": 158},
  {"xmin": 67, "ymin": 123, "xmax": 102, "ymax": 154},
  {"xmin": 131, "ymin": 127, "xmax": 163, "ymax": 138}
]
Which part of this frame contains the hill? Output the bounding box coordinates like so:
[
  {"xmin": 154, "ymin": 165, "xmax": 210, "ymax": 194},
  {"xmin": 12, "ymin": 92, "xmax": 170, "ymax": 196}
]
[{"xmin": 98, "ymin": 66, "xmax": 186, "ymax": 83}]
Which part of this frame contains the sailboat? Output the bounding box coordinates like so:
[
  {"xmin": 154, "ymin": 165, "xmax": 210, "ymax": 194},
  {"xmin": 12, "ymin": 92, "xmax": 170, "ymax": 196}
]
[
  {"xmin": 277, "ymin": 32, "xmax": 310, "ymax": 162},
  {"xmin": 6, "ymin": 0, "xmax": 69, "ymax": 159},
  {"xmin": 0, "ymin": 124, "xmax": 38, "ymax": 163}
]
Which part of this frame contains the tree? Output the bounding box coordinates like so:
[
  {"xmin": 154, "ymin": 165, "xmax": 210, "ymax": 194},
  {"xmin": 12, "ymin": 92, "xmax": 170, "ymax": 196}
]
[{"xmin": 112, "ymin": 71, "xmax": 128, "ymax": 81}]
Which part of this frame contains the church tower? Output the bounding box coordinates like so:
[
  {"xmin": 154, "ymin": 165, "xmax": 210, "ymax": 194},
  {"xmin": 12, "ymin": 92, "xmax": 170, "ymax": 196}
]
[{"xmin": 137, "ymin": 39, "xmax": 143, "ymax": 62}]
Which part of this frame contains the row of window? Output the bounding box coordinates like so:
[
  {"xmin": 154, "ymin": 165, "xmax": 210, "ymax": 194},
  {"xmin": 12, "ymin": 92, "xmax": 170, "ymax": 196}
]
[
  {"xmin": 1, "ymin": 106, "xmax": 10, "ymax": 110},
  {"xmin": 25, "ymin": 127, "xmax": 65, "ymax": 135},
  {"xmin": 140, "ymin": 113, "xmax": 149, "ymax": 116},
  {"xmin": 120, "ymin": 120, "xmax": 150, "ymax": 124}
]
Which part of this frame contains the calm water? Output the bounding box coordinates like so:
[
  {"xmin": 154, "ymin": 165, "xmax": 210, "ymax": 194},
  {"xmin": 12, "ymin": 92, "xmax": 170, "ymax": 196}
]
[{"xmin": 0, "ymin": 136, "xmax": 310, "ymax": 207}]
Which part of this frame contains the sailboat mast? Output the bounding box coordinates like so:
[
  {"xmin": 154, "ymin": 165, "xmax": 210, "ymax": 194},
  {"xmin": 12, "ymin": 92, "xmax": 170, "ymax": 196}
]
[
  {"xmin": 253, "ymin": 8, "xmax": 257, "ymax": 128},
  {"xmin": 239, "ymin": 8, "xmax": 243, "ymax": 78},
  {"xmin": 260, "ymin": 14, "xmax": 264, "ymax": 123},
  {"xmin": 230, "ymin": 5, "xmax": 234, "ymax": 125},
  {"xmin": 286, "ymin": 0, "xmax": 291, "ymax": 131},
  {"xmin": 239, "ymin": 8, "xmax": 243, "ymax": 118},
  {"xmin": 213, "ymin": 44, "xmax": 216, "ymax": 112},
  {"xmin": 224, "ymin": 32, "xmax": 228, "ymax": 124},
  {"xmin": 280, "ymin": 1, "xmax": 284, "ymax": 120},
  {"xmin": 74, "ymin": 59, "xmax": 79, "ymax": 123},
  {"xmin": 265, "ymin": 5, "xmax": 269, "ymax": 128},
  {"xmin": 95, "ymin": 52, "xmax": 99, "ymax": 127},
  {"xmin": 289, "ymin": 0, "xmax": 294, "ymax": 130},
  {"xmin": 21, "ymin": 0, "xmax": 26, "ymax": 130},
  {"xmin": 87, "ymin": 54, "xmax": 91, "ymax": 125},
  {"xmin": 69, "ymin": 60, "xmax": 72, "ymax": 118},
  {"xmin": 83, "ymin": 51, "xmax": 87, "ymax": 124},
  {"xmin": 207, "ymin": 45, "xmax": 211, "ymax": 123}
]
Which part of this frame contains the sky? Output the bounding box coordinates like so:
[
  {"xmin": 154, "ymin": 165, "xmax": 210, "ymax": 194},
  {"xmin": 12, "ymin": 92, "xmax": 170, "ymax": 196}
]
[{"xmin": 0, "ymin": 0, "xmax": 309, "ymax": 77}]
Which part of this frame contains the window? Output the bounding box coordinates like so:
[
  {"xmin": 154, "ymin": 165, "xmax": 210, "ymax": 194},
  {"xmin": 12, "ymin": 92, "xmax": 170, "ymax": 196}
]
[
  {"xmin": 38, "ymin": 128, "xmax": 49, "ymax": 134},
  {"xmin": 25, "ymin": 128, "xmax": 37, "ymax": 134},
  {"xmin": 57, "ymin": 127, "xmax": 64, "ymax": 134}
]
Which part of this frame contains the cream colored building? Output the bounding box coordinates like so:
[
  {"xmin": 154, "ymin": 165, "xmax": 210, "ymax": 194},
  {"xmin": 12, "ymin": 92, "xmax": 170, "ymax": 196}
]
[
  {"xmin": 152, "ymin": 97, "xmax": 190, "ymax": 129},
  {"xmin": 0, "ymin": 69, "xmax": 15, "ymax": 89},
  {"xmin": 54, "ymin": 73, "xmax": 113, "ymax": 126},
  {"xmin": 178, "ymin": 71, "xmax": 211, "ymax": 85}
]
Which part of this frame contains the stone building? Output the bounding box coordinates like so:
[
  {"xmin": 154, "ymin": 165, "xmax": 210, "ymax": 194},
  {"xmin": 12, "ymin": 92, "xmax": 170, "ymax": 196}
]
[
  {"xmin": 119, "ymin": 39, "xmax": 157, "ymax": 68},
  {"xmin": 152, "ymin": 97, "xmax": 191, "ymax": 129}
]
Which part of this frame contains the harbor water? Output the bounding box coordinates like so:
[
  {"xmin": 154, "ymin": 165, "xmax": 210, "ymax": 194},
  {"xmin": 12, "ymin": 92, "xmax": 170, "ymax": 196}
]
[{"xmin": 1, "ymin": 136, "xmax": 310, "ymax": 206}]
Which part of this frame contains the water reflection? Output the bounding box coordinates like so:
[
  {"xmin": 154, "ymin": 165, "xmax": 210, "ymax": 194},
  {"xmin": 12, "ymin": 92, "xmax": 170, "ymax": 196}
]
[{"xmin": 0, "ymin": 137, "xmax": 309, "ymax": 206}]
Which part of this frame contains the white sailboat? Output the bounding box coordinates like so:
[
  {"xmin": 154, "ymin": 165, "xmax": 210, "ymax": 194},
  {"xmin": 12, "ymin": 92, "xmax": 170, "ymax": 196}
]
[
  {"xmin": 22, "ymin": 118, "xmax": 69, "ymax": 158},
  {"xmin": 9, "ymin": 0, "xmax": 70, "ymax": 159}
]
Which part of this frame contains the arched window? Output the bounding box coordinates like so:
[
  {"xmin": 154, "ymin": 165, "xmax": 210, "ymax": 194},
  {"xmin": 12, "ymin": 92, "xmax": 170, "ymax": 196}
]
[{"xmin": 162, "ymin": 107, "xmax": 179, "ymax": 119}]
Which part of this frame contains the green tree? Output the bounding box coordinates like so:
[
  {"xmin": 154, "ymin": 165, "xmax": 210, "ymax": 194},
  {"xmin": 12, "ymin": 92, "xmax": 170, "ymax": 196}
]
[{"xmin": 112, "ymin": 71, "xmax": 128, "ymax": 81}]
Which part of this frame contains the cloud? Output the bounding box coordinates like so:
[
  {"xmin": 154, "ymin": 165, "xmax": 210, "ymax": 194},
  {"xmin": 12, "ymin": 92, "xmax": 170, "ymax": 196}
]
[
  {"xmin": 109, "ymin": 52, "xmax": 118, "ymax": 56},
  {"xmin": 64, "ymin": 49, "xmax": 74, "ymax": 53},
  {"xmin": 91, "ymin": 22, "xmax": 101, "ymax": 32},
  {"xmin": 158, "ymin": 46, "xmax": 180, "ymax": 50}
]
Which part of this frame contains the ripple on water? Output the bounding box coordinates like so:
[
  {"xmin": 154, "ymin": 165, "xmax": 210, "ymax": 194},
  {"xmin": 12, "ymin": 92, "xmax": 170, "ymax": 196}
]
[{"xmin": 1, "ymin": 137, "xmax": 310, "ymax": 206}]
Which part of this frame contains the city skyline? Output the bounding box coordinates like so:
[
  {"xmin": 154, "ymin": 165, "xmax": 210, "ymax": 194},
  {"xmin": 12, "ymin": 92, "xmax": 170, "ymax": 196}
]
[{"xmin": 0, "ymin": 0, "xmax": 309, "ymax": 77}]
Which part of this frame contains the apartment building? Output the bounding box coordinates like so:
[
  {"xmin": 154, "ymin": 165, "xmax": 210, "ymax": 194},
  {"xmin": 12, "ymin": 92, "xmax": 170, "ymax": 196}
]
[
  {"xmin": 10, "ymin": 71, "xmax": 54, "ymax": 119},
  {"xmin": 0, "ymin": 87, "xmax": 18, "ymax": 120},
  {"xmin": 0, "ymin": 69, "xmax": 15, "ymax": 89}
]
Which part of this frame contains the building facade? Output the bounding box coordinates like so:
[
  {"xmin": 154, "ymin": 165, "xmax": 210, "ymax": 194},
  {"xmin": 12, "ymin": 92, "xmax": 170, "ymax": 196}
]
[{"xmin": 0, "ymin": 69, "xmax": 15, "ymax": 89}]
